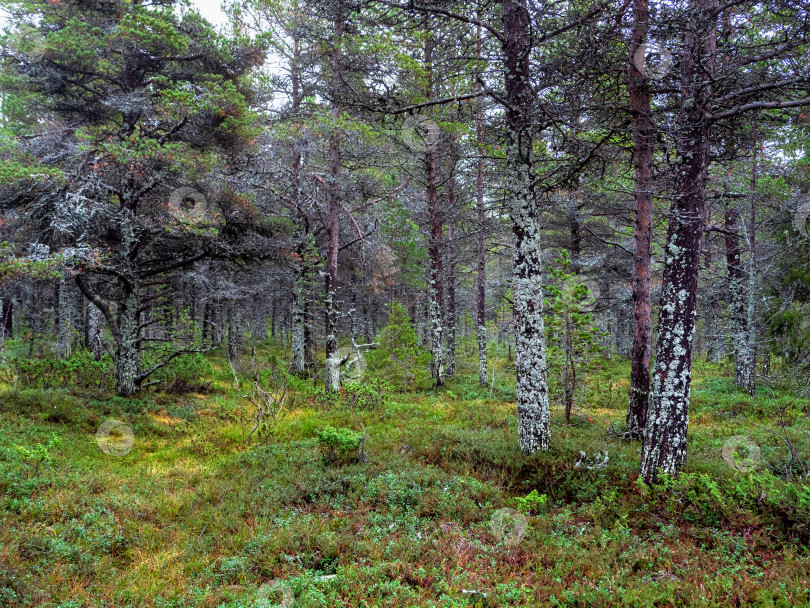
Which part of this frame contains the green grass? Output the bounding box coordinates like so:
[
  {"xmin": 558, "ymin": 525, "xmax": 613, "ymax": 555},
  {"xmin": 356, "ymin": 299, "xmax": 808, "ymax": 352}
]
[{"xmin": 1, "ymin": 339, "xmax": 810, "ymax": 606}]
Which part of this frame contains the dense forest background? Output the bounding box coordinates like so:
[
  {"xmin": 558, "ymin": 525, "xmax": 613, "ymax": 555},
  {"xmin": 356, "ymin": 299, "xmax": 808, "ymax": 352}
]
[{"xmin": 1, "ymin": 0, "xmax": 810, "ymax": 606}]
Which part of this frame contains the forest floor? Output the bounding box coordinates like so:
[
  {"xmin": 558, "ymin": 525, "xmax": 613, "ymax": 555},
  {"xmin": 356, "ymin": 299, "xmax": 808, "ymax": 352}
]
[{"xmin": 2, "ymin": 341, "xmax": 810, "ymax": 607}]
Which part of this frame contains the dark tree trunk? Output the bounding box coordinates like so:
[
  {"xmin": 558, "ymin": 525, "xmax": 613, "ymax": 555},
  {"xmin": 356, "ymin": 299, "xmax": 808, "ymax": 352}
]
[
  {"xmin": 626, "ymin": 0, "xmax": 655, "ymax": 436},
  {"xmin": 640, "ymin": 0, "xmax": 718, "ymax": 483},
  {"xmin": 2, "ymin": 298, "xmax": 12, "ymax": 338},
  {"xmin": 503, "ymin": 0, "xmax": 550, "ymax": 453}
]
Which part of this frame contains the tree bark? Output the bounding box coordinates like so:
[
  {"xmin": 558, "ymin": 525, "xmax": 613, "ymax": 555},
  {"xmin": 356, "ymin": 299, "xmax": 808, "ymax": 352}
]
[
  {"xmin": 626, "ymin": 0, "xmax": 655, "ymax": 436},
  {"xmin": 503, "ymin": 0, "xmax": 550, "ymax": 454},
  {"xmin": 2, "ymin": 298, "xmax": 12, "ymax": 339},
  {"xmin": 227, "ymin": 304, "xmax": 244, "ymax": 365},
  {"xmin": 475, "ymin": 21, "xmax": 488, "ymax": 388},
  {"xmin": 291, "ymin": 273, "xmax": 306, "ymax": 373},
  {"xmin": 446, "ymin": 201, "xmax": 457, "ymax": 377},
  {"xmin": 324, "ymin": 2, "xmax": 344, "ymax": 392},
  {"xmin": 423, "ymin": 30, "xmax": 445, "ymax": 387},
  {"xmin": 87, "ymin": 299, "xmax": 106, "ymax": 361},
  {"xmin": 640, "ymin": 0, "xmax": 718, "ymax": 483},
  {"xmin": 745, "ymin": 147, "xmax": 757, "ymax": 397},
  {"xmin": 114, "ymin": 282, "xmax": 140, "ymax": 397},
  {"xmin": 724, "ymin": 205, "xmax": 752, "ymax": 387},
  {"xmin": 289, "ymin": 35, "xmax": 308, "ymax": 375},
  {"xmin": 56, "ymin": 278, "xmax": 74, "ymax": 359}
]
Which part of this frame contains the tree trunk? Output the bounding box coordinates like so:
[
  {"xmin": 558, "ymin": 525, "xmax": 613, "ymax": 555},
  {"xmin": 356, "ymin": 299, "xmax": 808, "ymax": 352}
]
[
  {"xmin": 446, "ymin": 208, "xmax": 457, "ymax": 377},
  {"xmin": 87, "ymin": 300, "xmax": 106, "ymax": 361},
  {"xmin": 114, "ymin": 284, "xmax": 140, "ymax": 397},
  {"xmin": 424, "ymin": 31, "xmax": 445, "ymax": 387},
  {"xmin": 724, "ymin": 205, "xmax": 752, "ymax": 387},
  {"xmin": 564, "ymin": 313, "xmax": 574, "ymax": 422},
  {"xmin": 2, "ymin": 298, "xmax": 12, "ymax": 339},
  {"xmin": 270, "ymin": 298, "xmax": 276, "ymax": 339},
  {"xmin": 227, "ymin": 304, "xmax": 244, "ymax": 365},
  {"xmin": 56, "ymin": 278, "xmax": 74, "ymax": 359},
  {"xmin": 289, "ymin": 35, "xmax": 308, "ymax": 375},
  {"xmin": 745, "ymin": 148, "xmax": 757, "ymax": 397},
  {"xmin": 291, "ymin": 274, "xmax": 306, "ymax": 374},
  {"xmin": 640, "ymin": 0, "xmax": 717, "ymax": 483},
  {"xmin": 626, "ymin": 0, "xmax": 655, "ymax": 436},
  {"xmin": 475, "ymin": 21, "xmax": 488, "ymax": 387},
  {"xmin": 324, "ymin": 3, "xmax": 343, "ymax": 391},
  {"xmin": 503, "ymin": 0, "xmax": 550, "ymax": 453},
  {"xmin": 250, "ymin": 299, "xmax": 267, "ymax": 341}
]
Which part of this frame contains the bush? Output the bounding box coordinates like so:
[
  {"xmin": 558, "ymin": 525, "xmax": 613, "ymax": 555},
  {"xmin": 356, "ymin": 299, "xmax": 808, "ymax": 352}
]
[
  {"xmin": 155, "ymin": 352, "xmax": 212, "ymax": 394},
  {"xmin": 0, "ymin": 390, "xmax": 83, "ymax": 423},
  {"xmin": 4, "ymin": 349, "xmax": 113, "ymax": 391},
  {"xmin": 366, "ymin": 303, "xmax": 432, "ymax": 392},
  {"xmin": 316, "ymin": 426, "xmax": 363, "ymax": 465}
]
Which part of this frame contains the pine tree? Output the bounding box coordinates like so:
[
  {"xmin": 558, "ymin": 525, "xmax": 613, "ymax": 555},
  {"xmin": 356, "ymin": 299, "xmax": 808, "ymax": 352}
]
[{"xmin": 544, "ymin": 251, "xmax": 604, "ymax": 422}]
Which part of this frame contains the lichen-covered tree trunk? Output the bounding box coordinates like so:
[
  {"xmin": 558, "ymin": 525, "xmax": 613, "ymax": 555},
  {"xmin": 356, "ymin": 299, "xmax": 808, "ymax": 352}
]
[
  {"xmin": 640, "ymin": 0, "xmax": 717, "ymax": 483},
  {"xmin": 744, "ymin": 152, "xmax": 758, "ymax": 398},
  {"xmin": 114, "ymin": 284, "xmax": 140, "ymax": 398},
  {"xmin": 227, "ymin": 305, "xmax": 244, "ymax": 365},
  {"xmin": 291, "ymin": 265, "xmax": 306, "ymax": 374},
  {"xmin": 250, "ymin": 298, "xmax": 267, "ymax": 341},
  {"xmin": 446, "ymin": 212, "xmax": 457, "ymax": 377},
  {"xmin": 475, "ymin": 22, "xmax": 488, "ymax": 387},
  {"xmin": 503, "ymin": 0, "xmax": 550, "ymax": 454},
  {"xmin": 724, "ymin": 206, "xmax": 753, "ymax": 388},
  {"xmin": 324, "ymin": 4, "xmax": 343, "ymax": 392},
  {"xmin": 423, "ymin": 31, "xmax": 445, "ymax": 387},
  {"xmin": 626, "ymin": 0, "xmax": 655, "ymax": 436},
  {"xmin": 289, "ymin": 37, "xmax": 307, "ymax": 376},
  {"xmin": 87, "ymin": 300, "xmax": 105, "ymax": 361},
  {"xmin": 57, "ymin": 278, "xmax": 74, "ymax": 359}
]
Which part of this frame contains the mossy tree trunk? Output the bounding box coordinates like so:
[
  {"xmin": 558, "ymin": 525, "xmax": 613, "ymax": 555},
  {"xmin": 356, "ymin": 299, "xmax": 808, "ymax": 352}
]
[{"xmin": 640, "ymin": 0, "xmax": 718, "ymax": 483}]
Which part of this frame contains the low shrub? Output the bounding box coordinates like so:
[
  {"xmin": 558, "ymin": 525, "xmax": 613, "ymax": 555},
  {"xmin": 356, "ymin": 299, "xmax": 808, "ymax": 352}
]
[
  {"xmin": 154, "ymin": 352, "xmax": 213, "ymax": 394},
  {"xmin": 3, "ymin": 349, "xmax": 113, "ymax": 391},
  {"xmin": 316, "ymin": 425, "xmax": 363, "ymax": 465}
]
